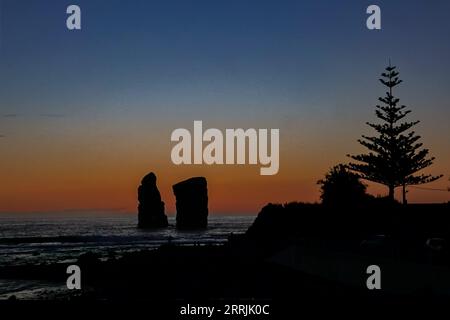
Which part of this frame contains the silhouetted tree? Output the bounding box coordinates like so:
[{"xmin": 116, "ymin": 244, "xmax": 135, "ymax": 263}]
[
  {"xmin": 317, "ymin": 164, "xmax": 369, "ymax": 207},
  {"xmin": 348, "ymin": 63, "xmax": 442, "ymax": 204}
]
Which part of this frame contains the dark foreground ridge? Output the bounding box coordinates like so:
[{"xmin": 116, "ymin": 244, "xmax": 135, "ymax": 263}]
[{"xmin": 1, "ymin": 202, "xmax": 450, "ymax": 310}]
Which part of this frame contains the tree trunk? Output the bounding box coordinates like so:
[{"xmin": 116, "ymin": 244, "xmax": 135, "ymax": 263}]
[
  {"xmin": 402, "ymin": 184, "xmax": 407, "ymax": 205},
  {"xmin": 388, "ymin": 185, "xmax": 395, "ymax": 201}
]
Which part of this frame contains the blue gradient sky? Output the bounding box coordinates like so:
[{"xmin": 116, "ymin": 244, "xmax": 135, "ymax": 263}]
[{"xmin": 0, "ymin": 0, "xmax": 449, "ymax": 213}]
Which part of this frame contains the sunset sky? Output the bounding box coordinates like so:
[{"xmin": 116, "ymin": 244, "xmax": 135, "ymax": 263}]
[{"xmin": 1, "ymin": 0, "xmax": 449, "ymax": 215}]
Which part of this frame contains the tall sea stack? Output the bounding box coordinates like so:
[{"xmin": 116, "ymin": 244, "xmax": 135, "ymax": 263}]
[
  {"xmin": 137, "ymin": 172, "xmax": 168, "ymax": 228},
  {"xmin": 173, "ymin": 177, "xmax": 208, "ymax": 229}
]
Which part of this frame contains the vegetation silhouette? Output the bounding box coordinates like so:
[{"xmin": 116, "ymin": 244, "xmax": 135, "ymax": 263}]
[
  {"xmin": 317, "ymin": 164, "xmax": 370, "ymax": 207},
  {"xmin": 348, "ymin": 63, "xmax": 442, "ymax": 204}
]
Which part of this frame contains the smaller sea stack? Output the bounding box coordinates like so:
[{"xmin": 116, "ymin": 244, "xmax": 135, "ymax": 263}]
[{"xmin": 137, "ymin": 172, "xmax": 168, "ymax": 228}]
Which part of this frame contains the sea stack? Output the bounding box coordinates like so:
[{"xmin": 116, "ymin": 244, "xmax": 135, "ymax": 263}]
[
  {"xmin": 137, "ymin": 172, "xmax": 168, "ymax": 228},
  {"xmin": 173, "ymin": 177, "xmax": 208, "ymax": 229}
]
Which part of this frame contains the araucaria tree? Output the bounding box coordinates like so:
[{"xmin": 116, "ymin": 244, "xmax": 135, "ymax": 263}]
[{"xmin": 348, "ymin": 64, "xmax": 442, "ymax": 204}]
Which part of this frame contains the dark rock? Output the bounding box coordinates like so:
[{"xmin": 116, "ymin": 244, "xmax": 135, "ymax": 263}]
[
  {"xmin": 173, "ymin": 177, "xmax": 208, "ymax": 229},
  {"xmin": 138, "ymin": 172, "xmax": 168, "ymax": 228}
]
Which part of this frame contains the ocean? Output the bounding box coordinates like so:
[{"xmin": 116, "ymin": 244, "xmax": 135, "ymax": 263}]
[
  {"xmin": 0, "ymin": 214, "xmax": 255, "ymax": 267},
  {"xmin": 0, "ymin": 214, "xmax": 255, "ymax": 299}
]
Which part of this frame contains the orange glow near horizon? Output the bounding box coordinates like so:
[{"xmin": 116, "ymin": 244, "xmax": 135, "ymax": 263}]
[{"xmin": 0, "ymin": 116, "xmax": 448, "ymax": 215}]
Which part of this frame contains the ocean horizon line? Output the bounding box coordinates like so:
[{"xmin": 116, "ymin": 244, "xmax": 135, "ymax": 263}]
[{"xmin": 0, "ymin": 211, "xmax": 257, "ymax": 218}]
